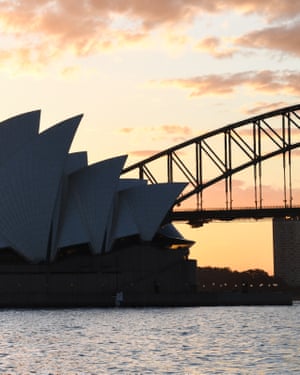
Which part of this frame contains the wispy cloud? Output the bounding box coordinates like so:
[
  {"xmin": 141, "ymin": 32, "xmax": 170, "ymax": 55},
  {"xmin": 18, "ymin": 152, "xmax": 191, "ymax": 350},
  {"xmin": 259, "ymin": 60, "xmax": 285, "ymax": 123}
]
[
  {"xmin": 119, "ymin": 127, "xmax": 135, "ymax": 134},
  {"xmin": 128, "ymin": 150, "xmax": 159, "ymax": 158},
  {"xmin": 243, "ymin": 102, "xmax": 289, "ymax": 115},
  {"xmin": 160, "ymin": 124, "xmax": 191, "ymax": 136},
  {"xmin": 196, "ymin": 37, "xmax": 237, "ymax": 59},
  {"xmin": 117, "ymin": 124, "xmax": 193, "ymax": 143},
  {"xmin": 159, "ymin": 70, "xmax": 300, "ymax": 97},
  {"xmin": 234, "ymin": 20, "xmax": 300, "ymax": 57},
  {"xmin": 229, "ymin": 0, "xmax": 300, "ymax": 21}
]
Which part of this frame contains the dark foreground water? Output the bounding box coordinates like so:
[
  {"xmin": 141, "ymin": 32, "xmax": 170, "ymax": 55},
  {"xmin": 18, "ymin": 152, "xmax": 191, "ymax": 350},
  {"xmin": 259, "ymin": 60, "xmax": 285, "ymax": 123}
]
[{"xmin": 0, "ymin": 302, "xmax": 299, "ymax": 374}]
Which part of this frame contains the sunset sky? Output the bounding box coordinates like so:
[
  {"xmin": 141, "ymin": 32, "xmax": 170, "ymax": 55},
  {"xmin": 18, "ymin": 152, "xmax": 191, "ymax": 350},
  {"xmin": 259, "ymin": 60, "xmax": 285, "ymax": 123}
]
[{"xmin": 1, "ymin": 0, "xmax": 300, "ymax": 274}]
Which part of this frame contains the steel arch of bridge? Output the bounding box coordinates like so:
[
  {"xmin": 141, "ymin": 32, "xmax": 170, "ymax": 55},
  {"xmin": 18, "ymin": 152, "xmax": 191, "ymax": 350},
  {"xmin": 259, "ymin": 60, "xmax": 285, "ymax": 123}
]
[{"xmin": 122, "ymin": 104, "xmax": 300, "ymax": 223}]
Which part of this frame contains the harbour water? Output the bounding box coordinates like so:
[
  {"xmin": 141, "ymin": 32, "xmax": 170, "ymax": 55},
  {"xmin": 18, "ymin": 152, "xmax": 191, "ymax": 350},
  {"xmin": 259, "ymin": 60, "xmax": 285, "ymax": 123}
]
[{"xmin": 0, "ymin": 302, "xmax": 299, "ymax": 374}]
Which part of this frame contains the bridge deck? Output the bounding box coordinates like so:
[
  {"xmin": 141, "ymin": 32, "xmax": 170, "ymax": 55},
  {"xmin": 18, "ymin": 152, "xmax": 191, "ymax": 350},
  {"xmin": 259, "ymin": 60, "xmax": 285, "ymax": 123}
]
[{"xmin": 169, "ymin": 207, "xmax": 300, "ymax": 227}]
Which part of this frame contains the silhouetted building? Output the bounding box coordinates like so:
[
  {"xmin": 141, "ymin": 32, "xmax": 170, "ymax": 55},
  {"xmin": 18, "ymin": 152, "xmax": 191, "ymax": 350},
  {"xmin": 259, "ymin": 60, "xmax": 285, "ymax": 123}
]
[
  {"xmin": 273, "ymin": 217, "xmax": 300, "ymax": 287},
  {"xmin": 0, "ymin": 111, "xmax": 197, "ymax": 306}
]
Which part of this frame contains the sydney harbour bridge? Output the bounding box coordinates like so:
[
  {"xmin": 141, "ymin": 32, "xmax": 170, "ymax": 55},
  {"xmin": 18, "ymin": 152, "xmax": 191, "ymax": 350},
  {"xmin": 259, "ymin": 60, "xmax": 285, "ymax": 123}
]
[{"xmin": 122, "ymin": 104, "xmax": 300, "ymax": 228}]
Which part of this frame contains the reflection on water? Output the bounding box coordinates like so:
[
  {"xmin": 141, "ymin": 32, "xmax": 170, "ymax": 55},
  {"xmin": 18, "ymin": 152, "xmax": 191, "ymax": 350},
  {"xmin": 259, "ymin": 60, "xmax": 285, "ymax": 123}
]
[{"xmin": 0, "ymin": 302, "xmax": 299, "ymax": 374}]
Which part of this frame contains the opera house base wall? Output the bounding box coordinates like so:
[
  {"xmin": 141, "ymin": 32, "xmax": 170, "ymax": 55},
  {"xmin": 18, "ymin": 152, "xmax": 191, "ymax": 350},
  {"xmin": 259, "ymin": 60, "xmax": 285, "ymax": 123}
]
[
  {"xmin": 0, "ymin": 244, "xmax": 199, "ymax": 307},
  {"xmin": 0, "ymin": 244, "xmax": 292, "ymax": 307}
]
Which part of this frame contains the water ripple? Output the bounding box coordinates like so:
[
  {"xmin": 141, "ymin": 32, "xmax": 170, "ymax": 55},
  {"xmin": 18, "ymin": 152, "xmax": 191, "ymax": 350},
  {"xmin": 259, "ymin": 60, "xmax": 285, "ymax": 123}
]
[{"xmin": 0, "ymin": 303, "xmax": 299, "ymax": 374}]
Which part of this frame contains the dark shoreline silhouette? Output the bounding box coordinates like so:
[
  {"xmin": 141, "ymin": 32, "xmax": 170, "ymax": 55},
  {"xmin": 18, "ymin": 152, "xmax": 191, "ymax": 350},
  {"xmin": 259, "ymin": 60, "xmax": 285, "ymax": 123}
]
[{"xmin": 196, "ymin": 266, "xmax": 299, "ymax": 298}]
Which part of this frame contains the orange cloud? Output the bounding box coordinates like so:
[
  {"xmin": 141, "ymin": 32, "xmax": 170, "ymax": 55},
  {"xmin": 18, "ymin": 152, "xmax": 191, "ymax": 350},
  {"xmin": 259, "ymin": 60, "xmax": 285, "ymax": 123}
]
[
  {"xmin": 196, "ymin": 37, "xmax": 237, "ymax": 59},
  {"xmin": 0, "ymin": 2, "xmax": 148, "ymax": 69},
  {"xmin": 227, "ymin": 0, "xmax": 300, "ymax": 21},
  {"xmin": 0, "ymin": 0, "xmax": 299, "ymax": 69},
  {"xmin": 195, "ymin": 21, "xmax": 300, "ymax": 59},
  {"xmin": 244, "ymin": 102, "xmax": 289, "ymax": 115},
  {"xmin": 160, "ymin": 124, "xmax": 191, "ymax": 136},
  {"xmin": 234, "ymin": 21, "xmax": 300, "ymax": 57},
  {"xmin": 118, "ymin": 124, "xmax": 193, "ymax": 143},
  {"xmin": 119, "ymin": 127, "xmax": 135, "ymax": 134},
  {"xmin": 129, "ymin": 150, "xmax": 159, "ymax": 158},
  {"xmin": 160, "ymin": 70, "xmax": 300, "ymax": 97}
]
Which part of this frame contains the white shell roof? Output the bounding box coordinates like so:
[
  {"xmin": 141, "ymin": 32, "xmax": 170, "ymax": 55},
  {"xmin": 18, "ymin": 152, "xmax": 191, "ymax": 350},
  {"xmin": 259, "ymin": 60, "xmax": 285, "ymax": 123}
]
[
  {"xmin": 65, "ymin": 152, "xmax": 88, "ymax": 175},
  {"xmin": 50, "ymin": 152, "xmax": 88, "ymax": 258},
  {"xmin": 0, "ymin": 110, "xmax": 40, "ymax": 164},
  {"xmin": 69, "ymin": 155, "xmax": 127, "ymax": 254},
  {"xmin": 0, "ymin": 115, "xmax": 82, "ymax": 262},
  {"xmin": 158, "ymin": 223, "xmax": 184, "ymax": 239},
  {"xmin": 104, "ymin": 179, "xmax": 146, "ymax": 251},
  {"xmin": 56, "ymin": 187, "xmax": 90, "ymax": 250},
  {"xmin": 0, "ymin": 111, "xmax": 190, "ymax": 262},
  {"xmin": 121, "ymin": 183, "xmax": 186, "ymax": 241},
  {"xmin": 117, "ymin": 178, "xmax": 147, "ymax": 191}
]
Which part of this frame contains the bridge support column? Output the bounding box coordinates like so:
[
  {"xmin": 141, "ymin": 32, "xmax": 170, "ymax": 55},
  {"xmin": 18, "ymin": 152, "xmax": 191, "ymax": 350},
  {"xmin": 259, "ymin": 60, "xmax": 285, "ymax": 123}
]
[{"xmin": 273, "ymin": 217, "xmax": 300, "ymax": 288}]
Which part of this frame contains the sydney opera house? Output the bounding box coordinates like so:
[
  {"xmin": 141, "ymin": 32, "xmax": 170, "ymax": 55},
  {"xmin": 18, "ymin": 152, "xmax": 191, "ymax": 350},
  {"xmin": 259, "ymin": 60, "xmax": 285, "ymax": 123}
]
[{"xmin": 0, "ymin": 111, "xmax": 197, "ymax": 306}]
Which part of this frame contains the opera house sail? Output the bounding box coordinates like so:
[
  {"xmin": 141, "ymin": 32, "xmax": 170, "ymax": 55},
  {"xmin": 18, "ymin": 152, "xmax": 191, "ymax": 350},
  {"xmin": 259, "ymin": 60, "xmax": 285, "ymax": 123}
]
[{"xmin": 0, "ymin": 111, "xmax": 197, "ymax": 307}]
